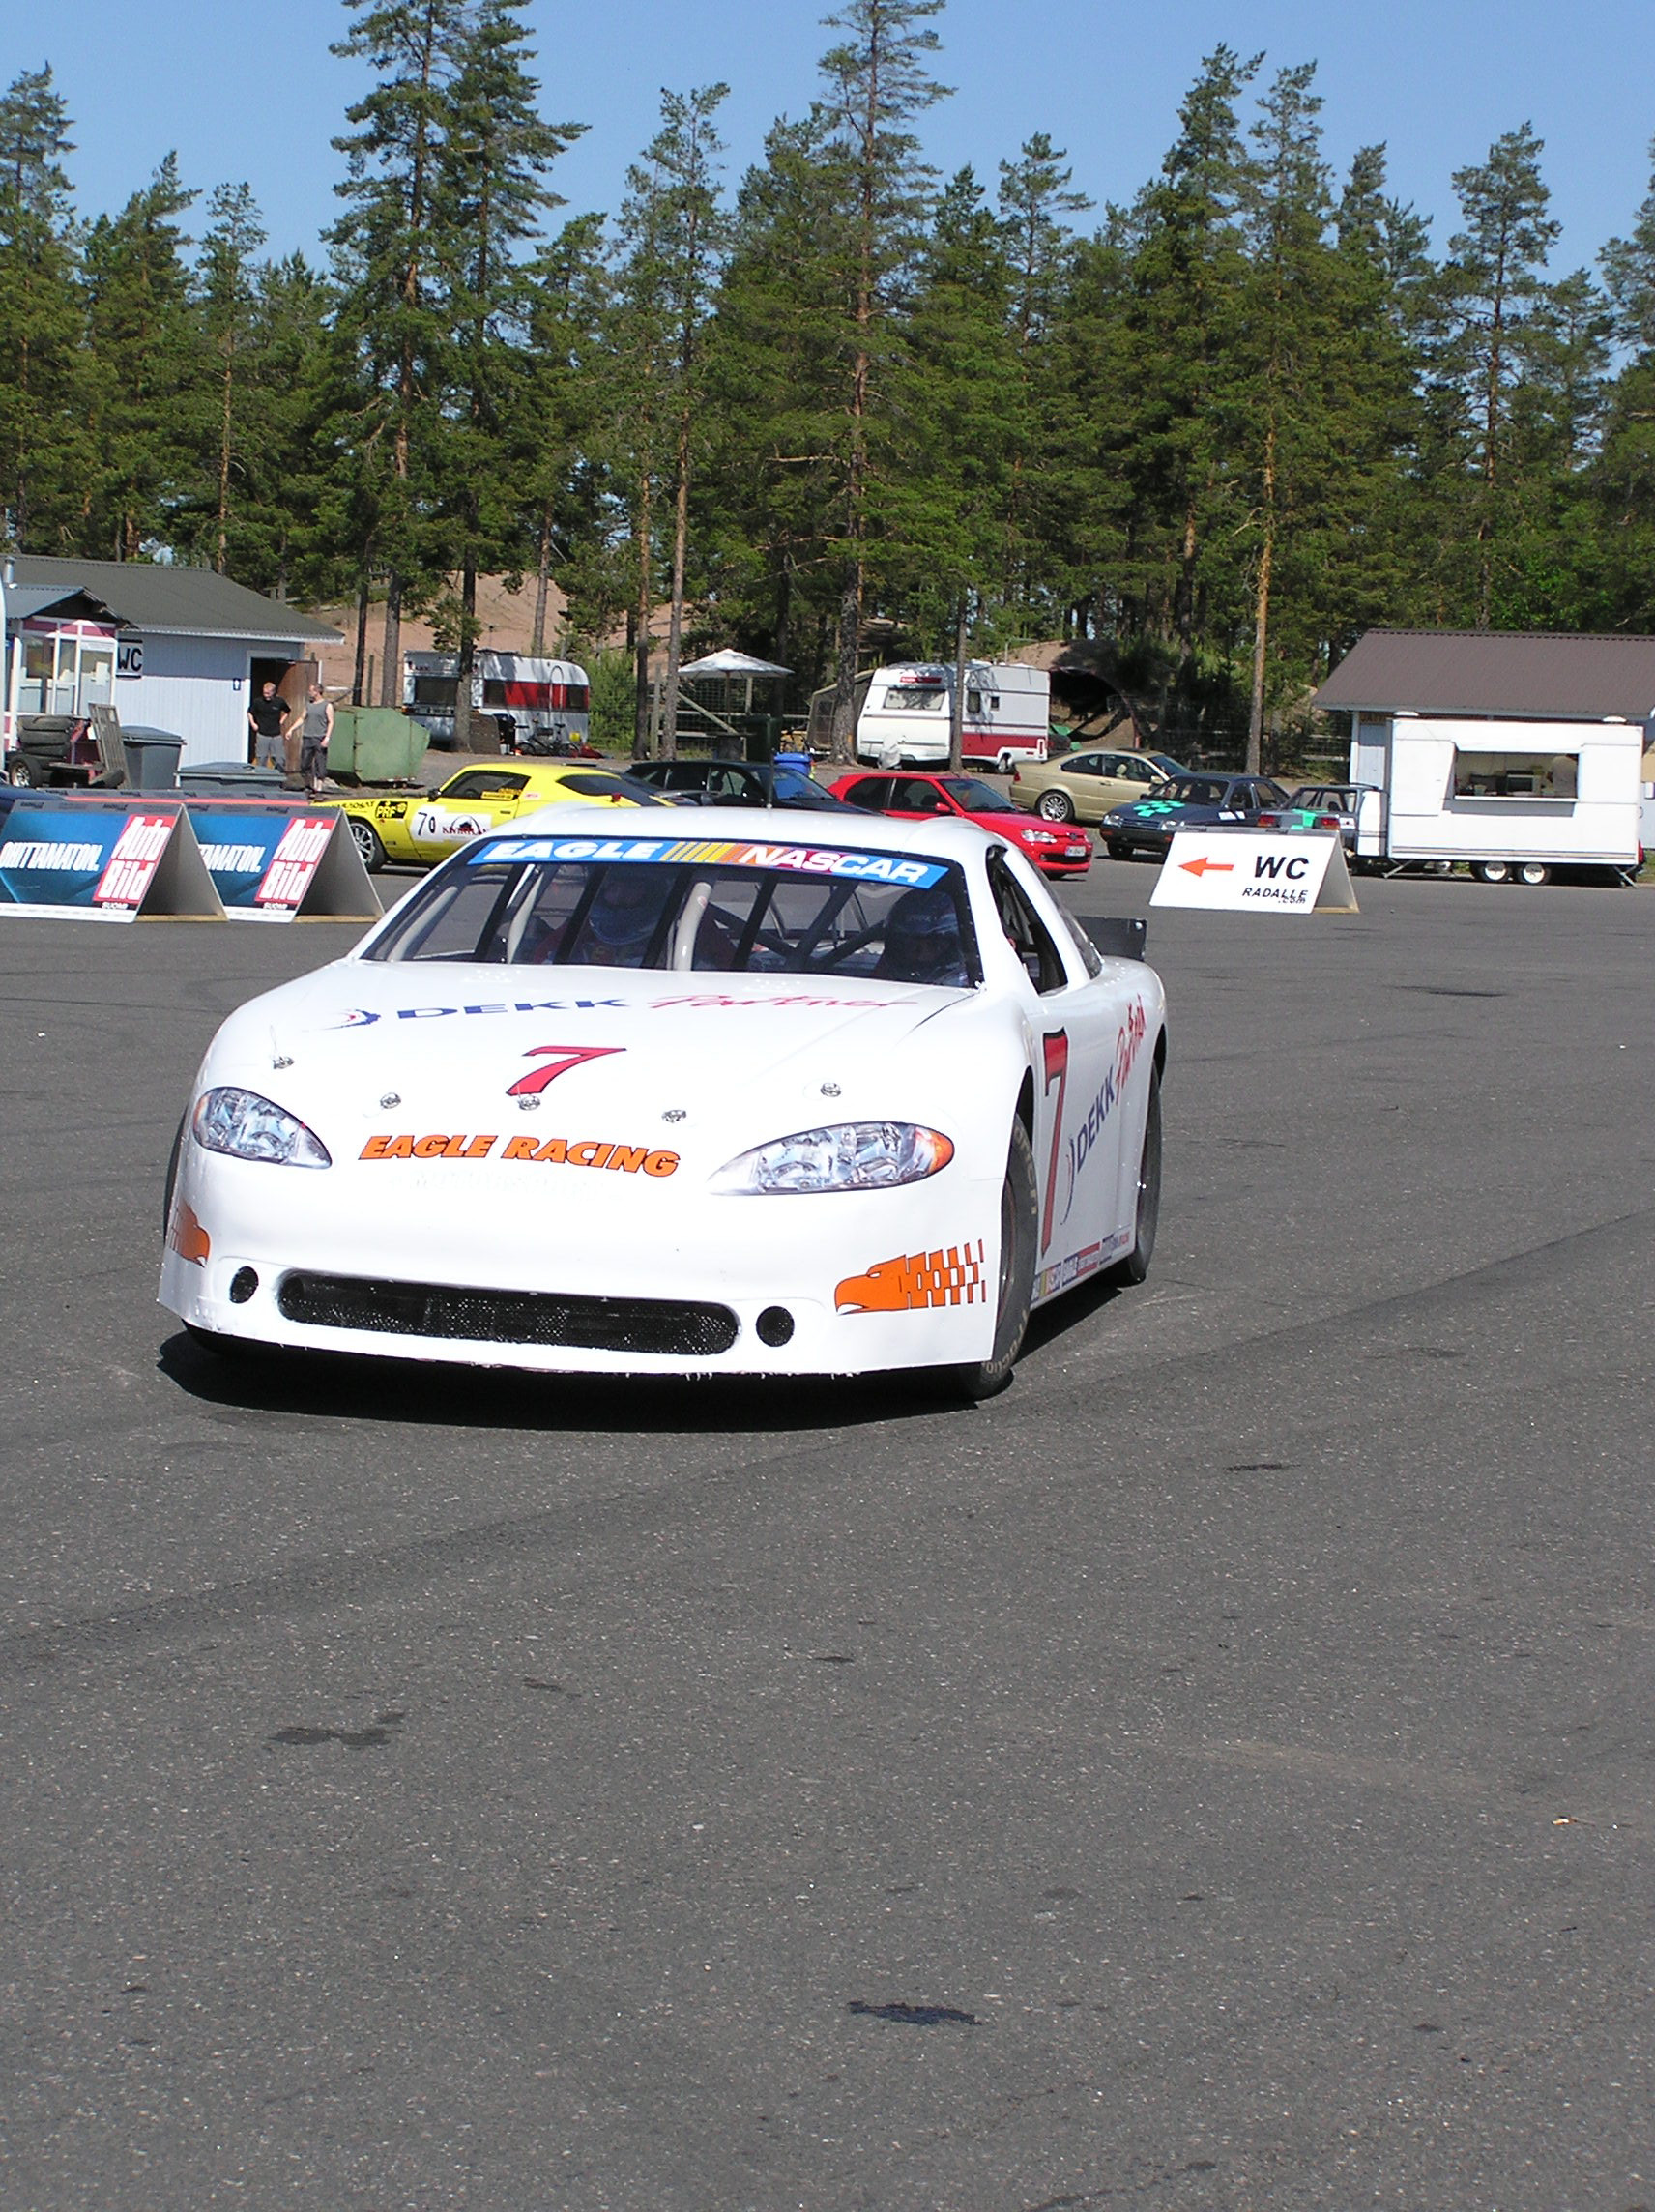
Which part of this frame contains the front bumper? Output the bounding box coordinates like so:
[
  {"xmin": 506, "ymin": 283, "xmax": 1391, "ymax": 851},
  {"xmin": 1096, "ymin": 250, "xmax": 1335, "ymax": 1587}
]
[{"xmin": 160, "ymin": 1139, "xmax": 1002, "ymax": 1378}]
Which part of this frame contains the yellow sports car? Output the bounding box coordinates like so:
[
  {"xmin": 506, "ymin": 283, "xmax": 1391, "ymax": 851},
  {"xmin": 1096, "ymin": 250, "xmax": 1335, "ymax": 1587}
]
[{"xmin": 341, "ymin": 761, "xmax": 659, "ymax": 872}]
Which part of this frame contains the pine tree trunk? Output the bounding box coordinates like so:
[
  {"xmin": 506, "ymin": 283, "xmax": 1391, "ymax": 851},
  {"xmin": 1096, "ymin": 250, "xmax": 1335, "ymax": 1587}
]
[
  {"xmin": 829, "ymin": 561, "xmax": 861, "ymax": 764},
  {"xmin": 352, "ymin": 573, "xmax": 370, "ymax": 706},
  {"xmin": 632, "ymin": 470, "xmax": 653, "ymax": 760},
  {"xmin": 949, "ymin": 593, "xmax": 967, "ymax": 772},
  {"xmin": 454, "ymin": 536, "xmax": 478, "ymax": 753},
  {"xmin": 531, "ymin": 503, "xmax": 553, "ymax": 655},
  {"xmin": 216, "ymin": 330, "xmax": 235, "ymax": 574},
  {"xmin": 1246, "ymin": 423, "xmax": 1275, "ymax": 776},
  {"xmin": 660, "ymin": 403, "xmax": 692, "ymax": 764},
  {"xmin": 381, "ymin": 571, "xmax": 402, "ymax": 709}
]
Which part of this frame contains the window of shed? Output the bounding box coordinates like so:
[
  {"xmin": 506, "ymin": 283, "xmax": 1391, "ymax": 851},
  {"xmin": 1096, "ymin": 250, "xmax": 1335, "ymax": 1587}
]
[{"xmin": 1451, "ymin": 750, "xmax": 1578, "ymax": 799}]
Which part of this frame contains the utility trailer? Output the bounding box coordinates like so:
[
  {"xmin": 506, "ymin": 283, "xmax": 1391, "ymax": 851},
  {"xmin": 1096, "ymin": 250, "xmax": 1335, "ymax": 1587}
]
[{"xmin": 1350, "ymin": 714, "xmax": 1644, "ymax": 885}]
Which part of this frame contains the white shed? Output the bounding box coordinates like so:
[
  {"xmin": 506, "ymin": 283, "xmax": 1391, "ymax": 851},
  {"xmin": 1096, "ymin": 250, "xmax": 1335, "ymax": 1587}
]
[
  {"xmin": 3, "ymin": 555, "xmax": 342, "ymax": 771},
  {"xmin": 1314, "ymin": 629, "xmax": 1654, "ymax": 880}
]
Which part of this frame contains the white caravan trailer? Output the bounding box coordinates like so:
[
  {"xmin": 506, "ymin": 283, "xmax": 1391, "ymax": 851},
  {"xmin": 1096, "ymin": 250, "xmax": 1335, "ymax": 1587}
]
[
  {"xmin": 406, "ymin": 650, "xmax": 592, "ymax": 753},
  {"xmin": 852, "ymin": 662, "xmax": 1049, "ymax": 771},
  {"xmin": 1348, "ymin": 715, "xmax": 1642, "ymax": 883}
]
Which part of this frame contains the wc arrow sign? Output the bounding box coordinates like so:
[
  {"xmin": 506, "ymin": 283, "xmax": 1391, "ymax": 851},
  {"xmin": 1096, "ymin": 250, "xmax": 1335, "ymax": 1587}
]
[{"xmin": 1152, "ymin": 830, "xmax": 1358, "ymax": 915}]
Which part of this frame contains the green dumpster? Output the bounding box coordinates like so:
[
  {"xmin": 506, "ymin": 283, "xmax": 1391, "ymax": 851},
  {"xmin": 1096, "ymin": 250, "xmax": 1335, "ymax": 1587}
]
[{"xmin": 329, "ymin": 706, "xmax": 426, "ymax": 783}]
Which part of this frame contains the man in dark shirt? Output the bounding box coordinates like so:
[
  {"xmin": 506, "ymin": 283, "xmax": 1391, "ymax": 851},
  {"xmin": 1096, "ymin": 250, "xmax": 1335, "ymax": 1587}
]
[{"xmin": 247, "ymin": 681, "xmax": 288, "ymax": 770}]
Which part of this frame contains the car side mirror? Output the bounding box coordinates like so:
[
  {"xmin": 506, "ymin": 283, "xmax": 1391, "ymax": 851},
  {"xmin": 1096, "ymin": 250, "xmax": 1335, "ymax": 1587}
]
[{"xmin": 1084, "ymin": 916, "xmax": 1147, "ymax": 962}]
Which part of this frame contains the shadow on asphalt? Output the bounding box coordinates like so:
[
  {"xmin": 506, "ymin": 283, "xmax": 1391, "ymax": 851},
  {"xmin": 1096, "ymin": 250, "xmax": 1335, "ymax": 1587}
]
[
  {"xmin": 157, "ymin": 1328, "xmax": 973, "ymax": 1435},
  {"xmin": 156, "ymin": 1267, "xmax": 1124, "ymax": 1437}
]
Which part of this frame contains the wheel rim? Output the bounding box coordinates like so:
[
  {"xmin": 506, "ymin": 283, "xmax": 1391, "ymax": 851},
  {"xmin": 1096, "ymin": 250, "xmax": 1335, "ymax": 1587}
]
[
  {"xmin": 350, "ymin": 821, "xmax": 377, "ymax": 863},
  {"xmin": 1037, "ymin": 792, "xmax": 1072, "ymax": 822}
]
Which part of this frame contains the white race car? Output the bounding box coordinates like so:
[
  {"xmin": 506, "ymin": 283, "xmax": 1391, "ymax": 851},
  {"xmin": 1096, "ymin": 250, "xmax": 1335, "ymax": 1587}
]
[{"xmin": 160, "ymin": 807, "xmax": 1166, "ymax": 1396}]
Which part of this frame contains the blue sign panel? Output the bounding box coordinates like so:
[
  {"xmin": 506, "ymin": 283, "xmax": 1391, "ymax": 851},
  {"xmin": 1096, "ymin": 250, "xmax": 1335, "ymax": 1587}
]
[{"xmin": 0, "ymin": 800, "xmax": 174, "ymax": 915}]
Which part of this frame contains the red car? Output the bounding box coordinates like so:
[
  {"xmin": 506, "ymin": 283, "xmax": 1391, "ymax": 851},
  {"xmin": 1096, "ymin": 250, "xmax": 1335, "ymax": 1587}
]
[{"xmin": 827, "ymin": 770, "xmax": 1093, "ymax": 876}]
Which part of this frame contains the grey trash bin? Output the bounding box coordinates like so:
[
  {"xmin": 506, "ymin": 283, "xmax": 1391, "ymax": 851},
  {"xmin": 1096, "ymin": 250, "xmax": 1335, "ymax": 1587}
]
[{"xmin": 120, "ymin": 728, "xmax": 185, "ymax": 792}]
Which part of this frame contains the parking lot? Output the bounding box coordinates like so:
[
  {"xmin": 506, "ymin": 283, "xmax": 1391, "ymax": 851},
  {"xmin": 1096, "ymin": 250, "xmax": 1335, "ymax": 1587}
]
[{"xmin": 3, "ymin": 870, "xmax": 1653, "ymax": 2209}]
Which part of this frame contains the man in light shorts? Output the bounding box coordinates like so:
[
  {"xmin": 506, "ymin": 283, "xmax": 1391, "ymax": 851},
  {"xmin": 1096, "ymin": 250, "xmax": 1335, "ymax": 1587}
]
[{"xmin": 247, "ymin": 680, "xmax": 288, "ymax": 770}]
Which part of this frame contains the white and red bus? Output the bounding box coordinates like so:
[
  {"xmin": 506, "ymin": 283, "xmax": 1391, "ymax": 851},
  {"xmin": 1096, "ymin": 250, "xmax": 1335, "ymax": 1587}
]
[{"xmin": 405, "ymin": 650, "xmax": 592, "ymax": 754}]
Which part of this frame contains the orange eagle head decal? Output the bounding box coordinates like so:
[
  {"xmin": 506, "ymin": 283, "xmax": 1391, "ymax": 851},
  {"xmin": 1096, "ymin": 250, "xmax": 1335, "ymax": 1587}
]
[{"xmin": 835, "ymin": 1239, "xmax": 986, "ymax": 1314}]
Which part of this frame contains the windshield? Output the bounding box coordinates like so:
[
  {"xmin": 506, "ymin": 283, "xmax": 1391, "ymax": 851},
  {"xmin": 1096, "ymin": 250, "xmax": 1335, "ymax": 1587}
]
[
  {"xmin": 769, "ymin": 768, "xmax": 839, "ymax": 806},
  {"xmin": 940, "ymin": 776, "xmax": 1006, "ymax": 812},
  {"xmin": 363, "ymin": 832, "xmax": 982, "ymax": 987},
  {"xmin": 1160, "ymin": 776, "xmax": 1230, "ymax": 806}
]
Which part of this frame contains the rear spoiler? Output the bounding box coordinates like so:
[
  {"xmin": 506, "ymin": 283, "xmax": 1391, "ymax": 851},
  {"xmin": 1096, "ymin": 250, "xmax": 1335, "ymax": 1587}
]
[{"xmin": 1084, "ymin": 915, "xmax": 1147, "ymax": 962}]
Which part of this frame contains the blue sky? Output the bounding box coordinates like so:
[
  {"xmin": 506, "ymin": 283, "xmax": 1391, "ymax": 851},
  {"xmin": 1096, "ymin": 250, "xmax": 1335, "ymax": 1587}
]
[{"xmin": 4, "ymin": 0, "xmax": 1652, "ymax": 275}]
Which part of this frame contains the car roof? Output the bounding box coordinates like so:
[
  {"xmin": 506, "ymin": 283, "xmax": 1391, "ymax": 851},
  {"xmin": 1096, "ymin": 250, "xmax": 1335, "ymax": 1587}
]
[{"xmin": 507, "ymin": 799, "xmax": 1007, "ymax": 861}]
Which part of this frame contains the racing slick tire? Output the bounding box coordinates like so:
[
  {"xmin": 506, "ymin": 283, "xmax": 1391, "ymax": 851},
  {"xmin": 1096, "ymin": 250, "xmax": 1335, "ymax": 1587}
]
[
  {"xmin": 1036, "ymin": 790, "xmax": 1077, "ymax": 823},
  {"xmin": 1115, "ymin": 1065, "xmax": 1162, "ymax": 1287},
  {"xmin": 948, "ymin": 1118, "xmax": 1038, "ymax": 1401},
  {"xmin": 1473, "ymin": 860, "xmax": 1511, "ymax": 884},
  {"xmin": 349, "ymin": 817, "xmax": 387, "ymax": 872},
  {"xmin": 6, "ymin": 753, "xmax": 34, "ymax": 787},
  {"xmin": 1516, "ymin": 861, "xmax": 1551, "ymax": 887}
]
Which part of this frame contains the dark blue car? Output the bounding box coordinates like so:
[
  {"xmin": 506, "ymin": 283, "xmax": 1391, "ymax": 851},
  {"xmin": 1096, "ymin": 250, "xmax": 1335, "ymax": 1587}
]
[{"xmin": 1101, "ymin": 772, "xmax": 1292, "ymax": 860}]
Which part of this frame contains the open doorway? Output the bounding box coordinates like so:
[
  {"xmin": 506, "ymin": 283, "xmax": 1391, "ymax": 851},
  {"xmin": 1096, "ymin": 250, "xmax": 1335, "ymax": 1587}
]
[{"xmin": 248, "ymin": 656, "xmax": 297, "ymax": 764}]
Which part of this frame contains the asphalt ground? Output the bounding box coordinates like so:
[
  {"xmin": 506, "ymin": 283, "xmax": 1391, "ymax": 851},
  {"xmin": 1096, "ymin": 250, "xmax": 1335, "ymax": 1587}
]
[{"xmin": 2, "ymin": 864, "xmax": 1653, "ymax": 2210}]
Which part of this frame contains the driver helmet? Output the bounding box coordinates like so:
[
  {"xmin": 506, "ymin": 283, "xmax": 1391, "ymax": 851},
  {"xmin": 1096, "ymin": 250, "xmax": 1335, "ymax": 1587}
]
[
  {"xmin": 583, "ymin": 867, "xmax": 667, "ymax": 953},
  {"xmin": 882, "ymin": 883, "xmax": 968, "ymax": 985}
]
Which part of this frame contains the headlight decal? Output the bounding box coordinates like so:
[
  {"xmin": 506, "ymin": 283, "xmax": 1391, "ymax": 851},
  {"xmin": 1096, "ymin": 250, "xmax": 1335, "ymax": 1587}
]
[{"xmin": 714, "ymin": 1121, "xmax": 953, "ymax": 1195}]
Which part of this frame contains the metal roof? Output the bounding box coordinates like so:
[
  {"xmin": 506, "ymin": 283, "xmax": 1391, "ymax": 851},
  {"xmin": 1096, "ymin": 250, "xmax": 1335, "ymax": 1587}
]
[
  {"xmin": 5, "ymin": 582, "xmax": 116, "ymax": 624},
  {"xmin": 6, "ymin": 555, "xmax": 341, "ymax": 643},
  {"xmin": 1315, "ymin": 628, "xmax": 1655, "ymax": 721}
]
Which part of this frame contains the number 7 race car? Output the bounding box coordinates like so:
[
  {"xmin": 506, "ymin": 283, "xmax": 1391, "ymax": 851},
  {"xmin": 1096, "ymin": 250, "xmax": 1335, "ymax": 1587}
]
[{"xmin": 160, "ymin": 807, "xmax": 1167, "ymax": 1397}]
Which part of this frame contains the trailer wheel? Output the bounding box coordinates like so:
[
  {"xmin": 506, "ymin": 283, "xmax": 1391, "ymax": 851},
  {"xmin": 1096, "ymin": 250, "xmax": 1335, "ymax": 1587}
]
[
  {"xmin": 1472, "ymin": 859, "xmax": 1512, "ymax": 885},
  {"xmin": 1515, "ymin": 861, "xmax": 1551, "ymax": 887}
]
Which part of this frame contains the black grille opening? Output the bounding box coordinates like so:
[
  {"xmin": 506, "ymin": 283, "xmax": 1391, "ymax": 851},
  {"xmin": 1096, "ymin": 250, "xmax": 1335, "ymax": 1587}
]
[{"xmin": 277, "ymin": 1272, "xmax": 740, "ymax": 1357}]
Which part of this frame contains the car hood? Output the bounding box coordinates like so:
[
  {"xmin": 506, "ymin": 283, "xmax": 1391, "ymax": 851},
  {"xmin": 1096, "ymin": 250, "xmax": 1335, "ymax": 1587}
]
[{"xmin": 198, "ymin": 960, "xmax": 980, "ymax": 1165}]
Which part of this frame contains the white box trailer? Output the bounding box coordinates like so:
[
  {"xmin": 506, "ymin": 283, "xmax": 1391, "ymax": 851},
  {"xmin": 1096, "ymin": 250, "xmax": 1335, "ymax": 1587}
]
[
  {"xmin": 1350, "ymin": 713, "xmax": 1645, "ymax": 883},
  {"xmin": 406, "ymin": 651, "xmax": 591, "ymax": 753},
  {"xmin": 852, "ymin": 661, "xmax": 1049, "ymax": 771}
]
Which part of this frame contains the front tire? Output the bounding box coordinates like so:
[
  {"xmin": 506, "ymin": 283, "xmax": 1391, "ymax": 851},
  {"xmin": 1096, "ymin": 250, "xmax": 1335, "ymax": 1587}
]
[
  {"xmin": 948, "ymin": 1118, "xmax": 1037, "ymax": 1400},
  {"xmin": 1105, "ymin": 837, "xmax": 1131, "ymax": 860},
  {"xmin": 1037, "ymin": 789, "xmax": 1077, "ymax": 823},
  {"xmin": 1116, "ymin": 1066, "xmax": 1162, "ymax": 1285},
  {"xmin": 349, "ymin": 817, "xmax": 387, "ymax": 872}
]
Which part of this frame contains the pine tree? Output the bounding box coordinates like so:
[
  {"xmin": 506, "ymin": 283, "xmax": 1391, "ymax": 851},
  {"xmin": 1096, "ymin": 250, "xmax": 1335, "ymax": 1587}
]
[
  {"xmin": 0, "ymin": 66, "xmax": 87, "ymax": 550},
  {"xmin": 81, "ymin": 153, "xmax": 198, "ymax": 560},
  {"xmin": 639, "ymin": 85, "xmax": 729, "ymax": 760},
  {"xmin": 996, "ymin": 133, "xmax": 1089, "ymax": 616},
  {"xmin": 195, "ymin": 183, "xmax": 267, "ymax": 574},
  {"xmin": 1235, "ymin": 63, "xmax": 1342, "ymax": 769},
  {"xmin": 1435, "ymin": 125, "xmax": 1560, "ymax": 626},
  {"xmin": 1119, "ymin": 46, "xmax": 1258, "ymax": 728},
  {"xmin": 329, "ymin": 0, "xmax": 470, "ymax": 701},
  {"xmin": 896, "ymin": 167, "xmax": 1019, "ymax": 764},
  {"xmin": 509, "ymin": 213, "xmax": 609, "ymax": 655},
  {"xmin": 814, "ymin": 0, "xmax": 950, "ymax": 757}
]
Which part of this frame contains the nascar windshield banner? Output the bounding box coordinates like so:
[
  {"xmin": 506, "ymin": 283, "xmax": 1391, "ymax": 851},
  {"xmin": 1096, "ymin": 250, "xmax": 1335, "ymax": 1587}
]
[
  {"xmin": 0, "ymin": 795, "xmax": 224, "ymax": 921},
  {"xmin": 1151, "ymin": 830, "xmax": 1358, "ymax": 916},
  {"xmin": 475, "ymin": 831, "xmax": 950, "ymax": 889},
  {"xmin": 184, "ymin": 802, "xmax": 382, "ymax": 922}
]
